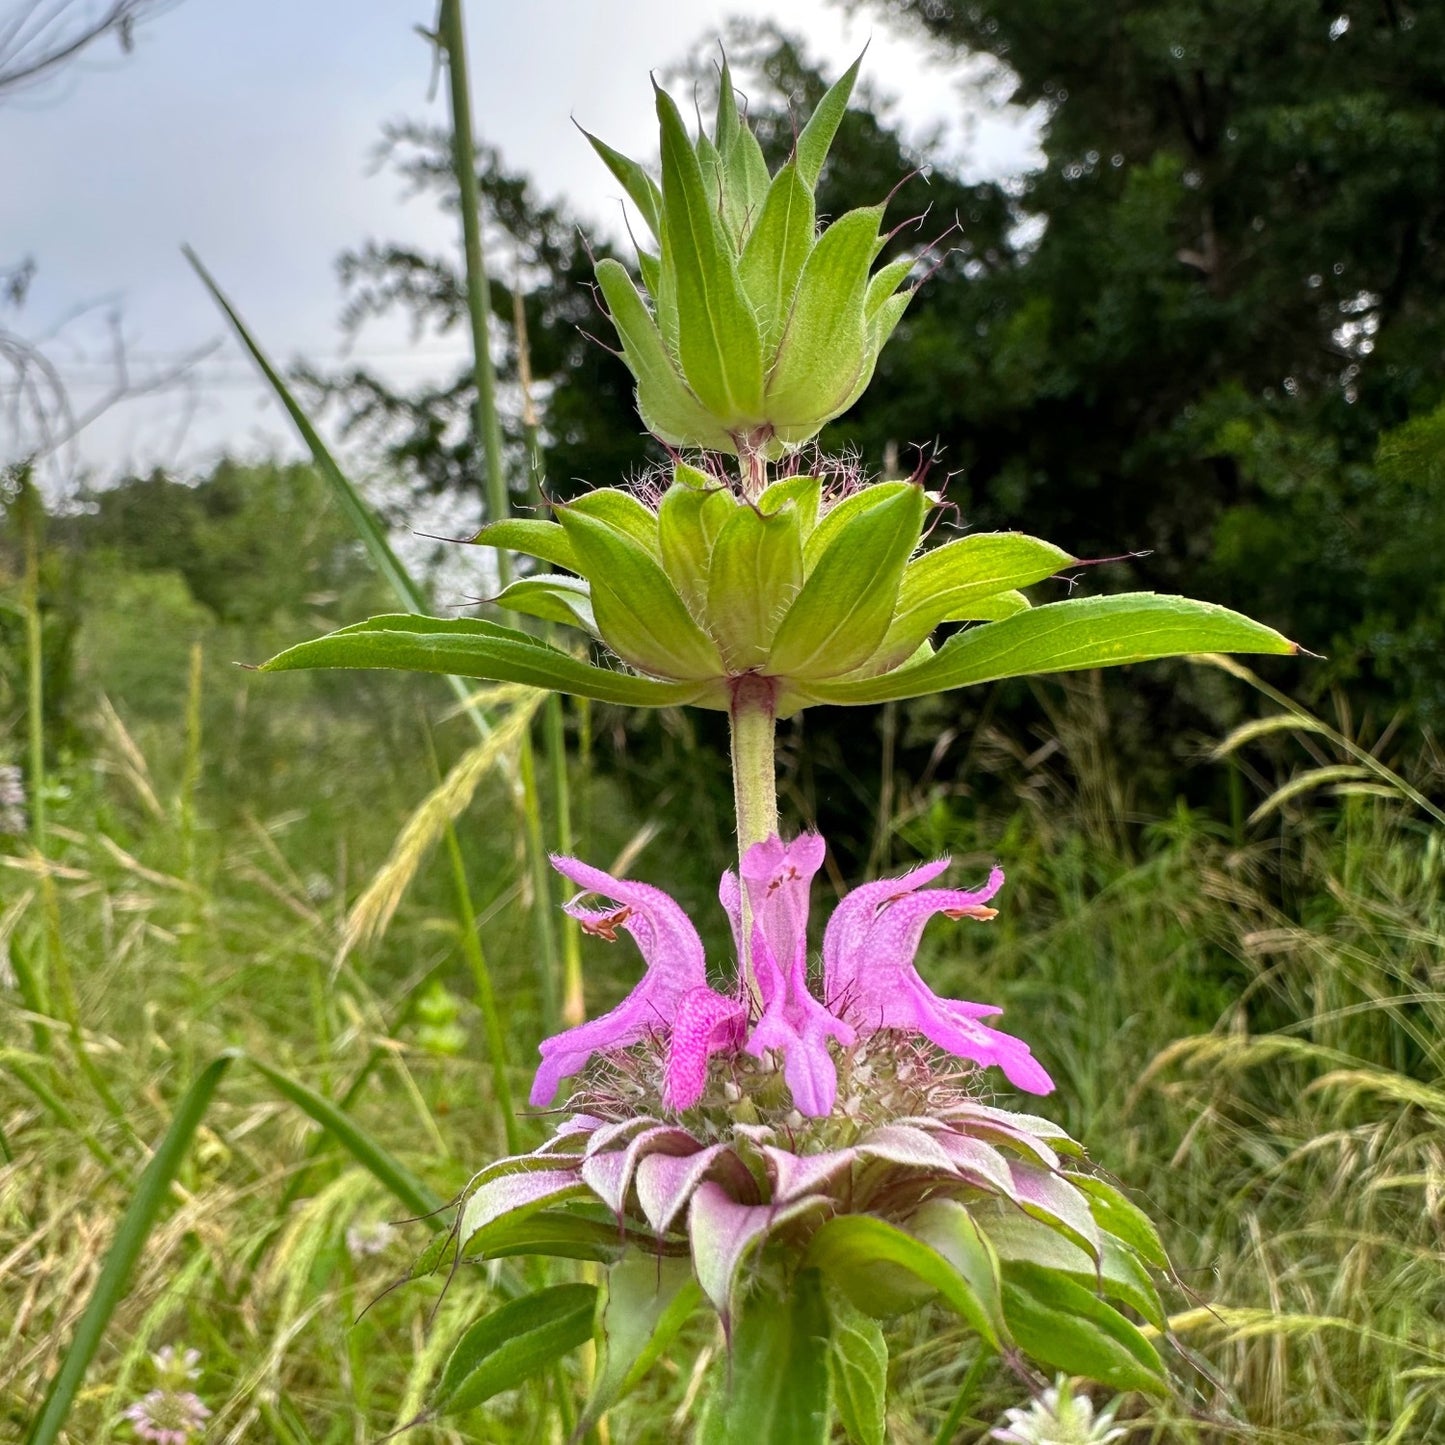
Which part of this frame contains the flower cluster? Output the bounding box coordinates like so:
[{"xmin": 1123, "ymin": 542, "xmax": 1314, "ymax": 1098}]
[
  {"xmin": 451, "ymin": 836, "xmax": 1168, "ymax": 1368},
  {"xmin": 530, "ymin": 831, "xmax": 1051, "ymax": 1119},
  {"xmin": 122, "ymin": 1347, "xmax": 210, "ymax": 1444}
]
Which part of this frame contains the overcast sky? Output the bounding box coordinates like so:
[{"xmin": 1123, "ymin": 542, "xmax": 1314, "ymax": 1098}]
[{"xmin": 1, "ymin": 0, "xmax": 1042, "ymax": 485}]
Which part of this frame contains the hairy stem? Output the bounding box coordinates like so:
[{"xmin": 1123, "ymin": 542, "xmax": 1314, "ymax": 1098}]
[{"xmin": 729, "ymin": 675, "xmax": 779, "ymax": 1000}]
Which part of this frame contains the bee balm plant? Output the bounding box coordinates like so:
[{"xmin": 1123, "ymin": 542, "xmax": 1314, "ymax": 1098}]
[{"xmin": 263, "ymin": 55, "xmax": 1296, "ymax": 1443}]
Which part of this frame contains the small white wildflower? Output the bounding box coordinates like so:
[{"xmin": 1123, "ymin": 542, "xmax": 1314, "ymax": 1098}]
[
  {"xmin": 991, "ymin": 1376, "xmax": 1128, "ymax": 1444},
  {"xmin": 346, "ymin": 1219, "xmax": 398, "ymax": 1260},
  {"xmin": 150, "ymin": 1346, "xmax": 202, "ymax": 1382}
]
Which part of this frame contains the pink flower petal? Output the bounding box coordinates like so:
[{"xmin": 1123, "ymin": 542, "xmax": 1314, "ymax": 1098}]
[
  {"xmin": 664, "ymin": 986, "xmax": 748, "ymax": 1111},
  {"xmin": 854, "ymin": 1123, "xmax": 961, "ymax": 1174},
  {"xmin": 741, "ymin": 832, "xmax": 825, "ymax": 974}
]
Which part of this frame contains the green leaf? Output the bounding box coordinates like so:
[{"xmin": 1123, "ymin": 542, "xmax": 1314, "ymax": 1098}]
[
  {"xmin": 714, "ymin": 60, "xmax": 741, "ymax": 151},
  {"xmin": 907, "ymin": 1199, "xmax": 1008, "ymax": 1344},
  {"xmin": 658, "ymin": 477, "xmax": 735, "ymax": 616},
  {"xmin": 1001, "ymin": 1262, "xmax": 1167, "ymax": 1396},
  {"xmin": 800, "ymin": 593, "xmax": 1299, "ymax": 705},
  {"xmin": 803, "ymin": 1214, "xmax": 1006, "ymax": 1349},
  {"xmin": 656, "ymin": 84, "xmax": 765, "ymax": 425},
  {"xmin": 580, "ymin": 127, "xmax": 662, "ymax": 238},
  {"xmin": 865, "ymin": 255, "xmax": 915, "ymax": 315},
  {"xmin": 768, "ymin": 483, "xmax": 926, "ymax": 679},
  {"xmin": 973, "ymin": 1204, "xmax": 1164, "ymax": 1329},
  {"xmin": 739, "ymin": 162, "xmax": 816, "ymax": 355},
  {"xmin": 795, "ymin": 51, "xmax": 863, "ymax": 189},
  {"xmin": 433, "ymin": 1284, "xmax": 598, "ymax": 1415},
  {"xmin": 261, "ymin": 614, "xmax": 719, "ymax": 709},
  {"xmin": 564, "ymin": 485, "xmax": 664, "ymax": 552},
  {"xmin": 462, "ymin": 1209, "xmax": 630, "ymax": 1265},
  {"xmin": 594, "ymin": 258, "xmax": 734, "ymax": 450},
  {"xmin": 725, "ymin": 1272, "xmax": 832, "ymax": 1445},
  {"xmin": 472, "ymin": 517, "xmax": 579, "ymax": 574},
  {"xmin": 763, "ymin": 206, "xmax": 883, "ymax": 426},
  {"xmin": 578, "ymin": 1251, "xmax": 703, "ymax": 1434},
  {"xmin": 493, "ymin": 574, "xmax": 598, "ymax": 636},
  {"xmin": 1075, "ymin": 1176, "xmax": 1171, "ymax": 1270},
  {"xmin": 826, "ymin": 1289, "xmax": 888, "ymax": 1445},
  {"xmin": 706, "ymin": 501, "xmax": 805, "ymax": 669},
  {"xmin": 24, "ymin": 1053, "xmax": 238, "ymax": 1445},
  {"xmin": 558, "ymin": 506, "xmax": 724, "ymax": 678}
]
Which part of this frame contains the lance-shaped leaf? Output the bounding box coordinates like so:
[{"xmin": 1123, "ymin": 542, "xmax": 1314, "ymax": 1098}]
[
  {"xmin": 764, "ymin": 206, "xmax": 883, "ymax": 427},
  {"xmin": 471, "ymin": 517, "xmax": 579, "ymax": 574},
  {"xmin": 578, "ymin": 1252, "xmax": 702, "ymax": 1435},
  {"xmin": 803, "ymin": 1213, "xmax": 1007, "ymax": 1348},
  {"xmin": 580, "ymin": 127, "xmax": 663, "ymax": 239},
  {"xmin": 723, "ymin": 1272, "xmax": 833, "ymax": 1445},
  {"xmin": 908, "ymin": 1198, "xmax": 1009, "ymax": 1343},
  {"xmin": 798, "ymin": 593, "xmax": 1298, "ymax": 705},
  {"xmin": 739, "ymin": 161, "xmax": 816, "ymax": 354},
  {"xmin": 557, "ymin": 506, "xmax": 724, "ymax": 679},
  {"xmin": 795, "ymin": 50, "xmax": 863, "ymax": 189},
  {"xmin": 827, "ymin": 1289, "xmax": 888, "ymax": 1445},
  {"xmin": 658, "ymin": 477, "xmax": 734, "ymax": 617},
  {"xmin": 432, "ymin": 1284, "xmax": 599, "ymax": 1415},
  {"xmin": 973, "ymin": 1205, "xmax": 1164, "ymax": 1329},
  {"xmin": 461, "ymin": 1209, "xmax": 629, "ymax": 1266},
  {"xmin": 768, "ymin": 484, "xmax": 926, "ymax": 679},
  {"xmin": 656, "ymin": 84, "xmax": 765, "ymax": 425},
  {"xmin": 260, "ymin": 614, "xmax": 720, "ymax": 709},
  {"xmin": 1000, "ymin": 1262, "xmax": 1167, "ymax": 1396},
  {"xmin": 706, "ymin": 501, "xmax": 805, "ymax": 669},
  {"xmin": 594, "ymin": 258, "xmax": 734, "ymax": 450},
  {"xmin": 492, "ymin": 574, "xmax": 598, "ymax": 636}
]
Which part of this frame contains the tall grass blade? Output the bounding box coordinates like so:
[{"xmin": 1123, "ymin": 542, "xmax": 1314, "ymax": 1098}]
[
  {"xmin": 246, "ymin": 1055, "xmax": 447, "ymax": 1222},
  {"xmin": 23, "ymin": 1051, "xmax": 238, "ymax": 1445},
  {"xmin": 182, "ymin": 246, "xmax": 492, "ymax": 740}
]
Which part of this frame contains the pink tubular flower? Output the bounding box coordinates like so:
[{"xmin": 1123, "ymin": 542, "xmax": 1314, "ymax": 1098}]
[
  {"xmin": 531, "ymin": 832, "xmax": 1051, "ymax": 1116},
  {"xmin": 823, "ymin": 858, "xmax": 1054, "ymax": 1095},
  {"xmin": 531, "ymin": 855, "xmax": 745, "ymax": 1112}
]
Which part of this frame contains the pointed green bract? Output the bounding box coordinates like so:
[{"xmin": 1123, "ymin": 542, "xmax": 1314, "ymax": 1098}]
[
  {"xmin": 557, "ymin": 506, "xmax": 723, "ymax": 678},
  {"xmin": 593, "ymin": 259, "xmax": 734, "ymax": 450},
  {"xmin": 472, "ymin": 517, "xmax": 579, "ymax": 574},
  {"xmin": 656, "ymin": 85, "xmax": 765, "ymax": 426},
  {"xmin": 492, "ymin": 574, "xmax": 598, "ymax": 636},
  {"xmin": 764, "ymin": 206, "xmax": 883, "ymax": 428},
  {"xmin": 769, "ymin": 484, "xmax": 926, "ymax": 679},
  {"xmin": 581, "ymin": 126, "xmax": 662, "ymax": 239},
  {"xmin": 658, "ymin": 476, "xmax": 732, "ymax": 617},
  {"xmin": 795, "ymin": 50, "xmax": 864, "ymax": 189},
  {"xmin": 739, "ymin": 162, "xmax": 816, "ymax": 353},
  {"xmin": 707, "ymin": 500, "xmax": 805, "ymax": 669}
]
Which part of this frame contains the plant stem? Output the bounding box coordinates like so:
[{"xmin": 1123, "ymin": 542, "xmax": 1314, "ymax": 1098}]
[
  {"xmin": 729, "ymin": 675, "xmax": 779, "ymax": 999},
  {"xmin": 439, "ymin": 0, "xmax": 564, "ymax": 1031},
  {"xmin": 20, "ymin": 469, "xmax": 46, "ymax": 854},
  {"xmin": 439, "ymin": 0, "xmax": 510, "ymax": 580}
]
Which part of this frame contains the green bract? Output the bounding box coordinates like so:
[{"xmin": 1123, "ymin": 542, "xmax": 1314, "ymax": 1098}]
[
  {"xmin": 586, "ymin": 56, "xmax": 913, "ymax": 460},
  {"xmin": 262, "ymin": 464, "xmax": 1298, "ymax": 714}
]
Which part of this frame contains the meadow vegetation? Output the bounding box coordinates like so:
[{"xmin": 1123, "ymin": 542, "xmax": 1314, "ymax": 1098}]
[{"xmin": 3, "ymin": 470, "xmax": 1441, "ymax": 1439}]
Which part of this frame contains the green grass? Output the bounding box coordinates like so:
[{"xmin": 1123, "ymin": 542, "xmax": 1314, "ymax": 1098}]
[{"xmin": 3, "ymin": 660, "xmax": 1442, "ymax": 1442}]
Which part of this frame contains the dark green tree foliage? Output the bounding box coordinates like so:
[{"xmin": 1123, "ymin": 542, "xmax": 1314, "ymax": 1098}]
[{"xmin": 848, "ymin": 0, "xmax": 1445, "ymax": 722}]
